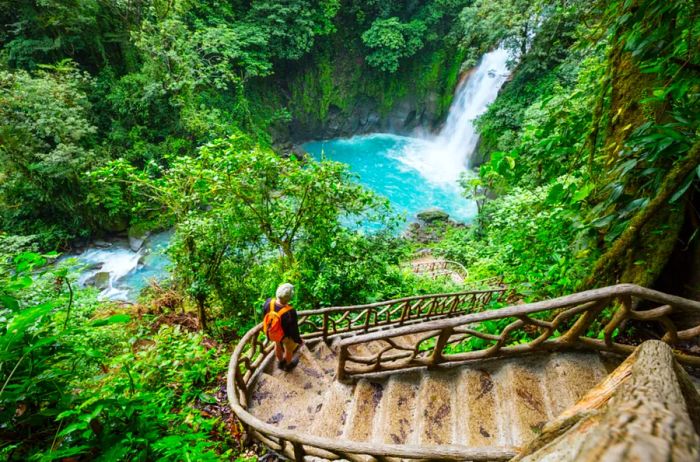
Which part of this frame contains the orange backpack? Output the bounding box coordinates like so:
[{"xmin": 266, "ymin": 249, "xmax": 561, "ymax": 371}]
[{"xmin": 262, "ymin": 298, "xmax": 292, "ymax": 342}]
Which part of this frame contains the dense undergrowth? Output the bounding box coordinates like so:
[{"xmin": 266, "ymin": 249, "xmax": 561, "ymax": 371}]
[
  {"xmin": 432, "ymin": 0, "xmax": 700, "ymax": 299},
  {"xmin": 1, "ymin": 0, "xmax": 700, "ymax": 460},
  {"xmin": 0, "ymin": 253, "xmax": 250, "ymax": 461}
]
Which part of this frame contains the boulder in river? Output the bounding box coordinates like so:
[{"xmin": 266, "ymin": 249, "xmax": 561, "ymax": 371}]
[
  {"xmin": 86, "ymin": 271, "xmax": 110, "ymax": 290},
  {"xmin": 128, "ymin": 225, "xmax": 151, "ymax": 252},
  {"xmin": 417, "ymin": 208, "xmax": 450, "ymax": 223}
]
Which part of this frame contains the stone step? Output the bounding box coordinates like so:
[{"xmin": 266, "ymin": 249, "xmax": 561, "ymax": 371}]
[
  {"xmin": 343, "ymin": 379, "xmax": 386, "ymax": 442},
  {"xmin": 415, "ymin": 371, "xmax": 456, "ymax": 445},
  {"xmin": 308, "ymin": 380, "xmax": 355, "ymax": 438},
  {"xmin": 457, "ymin": 365, "xmax": 501, "ymax": 447},
  {"xmin": 249, "ymin": 347, "xmax": 612, "ymax": 452},
  {"xmin": 309, "ymin": 341, "xmax": 338, "ymax": 377},
  {"xmin": 248, "ymin": 372, "xmax": 323, "ymax": 431},
  {"xmin": 373, "ymin": 372, "xmax": 420, "ymax": 445},
  {"xmin": 499, "ymin": 360, "xmax": 549, "ymax": 445},
  {"xmin": 268, "ymin": 345, "xmax": 330, "ymax": 398},
  {"xmin": 542, "ymin": 352, "xmax": 605, "ymax": 418},
  {"xmin": 348, "ymin": 342, "xmax": 375, "ymax": 357}
]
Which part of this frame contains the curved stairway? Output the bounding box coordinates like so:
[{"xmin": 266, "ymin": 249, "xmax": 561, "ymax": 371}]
[
  {"xmin": 228, "ymin": 284, "xmax": 700, "ymax": 461},
  {"xmin": 248, "ymin": 339, "xmax": 609, "ymax": 451}
]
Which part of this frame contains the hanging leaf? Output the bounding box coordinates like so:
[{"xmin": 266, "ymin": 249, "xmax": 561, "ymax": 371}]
[
  {"xmin": 591, "ymin": 215, "xmax": 615, "ymax": 228},
  {"xmin": 669, "ymin": 173, "xmax": 694, "ymax": 203},
  {"xmin": 0, "ymin": 295, "xmax": 19, "ymax": 311},
  {"xmin": 91, "ymin": 314, "xmax": 131, "ymax": 327},
  {"xmin": 620, "ymin": 197, "xmax": 649, "ymax": 216},
  {"xmin": 546, "ymin": 183, "xmax": 565, "ymax": 204},
  {"xmin": 571, "ymin": 183, "xmax": 595, "ymax": 203}
]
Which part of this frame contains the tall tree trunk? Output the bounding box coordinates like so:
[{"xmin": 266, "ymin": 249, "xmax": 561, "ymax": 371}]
[{"xmin": 196, "ymin": 295, "xmax": 208, "ymax": 332}]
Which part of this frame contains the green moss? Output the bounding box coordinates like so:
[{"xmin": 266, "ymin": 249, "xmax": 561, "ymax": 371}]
[
  {"xmin": 619, "ymin": 205, "xmax": 684, "ymax": 286},
  {"xmin": 281, "ymin": 42, "xmax": 466, "ymax": 129}
]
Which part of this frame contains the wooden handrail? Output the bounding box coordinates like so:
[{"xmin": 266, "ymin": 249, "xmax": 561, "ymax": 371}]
[
  {"xmin": 295, "ymin": 286, "xmax": 509, "ymax": 341},
  {"xmin": 512, "ymin": 340, "xmax": 700, "ymax": 460},
  {"xmin": 336, "ymin": 284, "xmax": 700, "ymax": 381},
  {"xmin": 299, "ymin": 286, "xmax": 506, "ymax": 315}
]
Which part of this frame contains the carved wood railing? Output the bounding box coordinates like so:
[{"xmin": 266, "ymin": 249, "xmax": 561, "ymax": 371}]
[
  {"xmin": 409, "ymin": 259, "xmax": 470, "ymax": 281},
  {"xmin": 336, "ymin": 284, "xmax": 700, "ymax": 381},
  {"xmin": 227, "ymin": 286, "xmax": 514, "ymax": 462},
  {"xmin": 295, "ymin": 286, "xmax": 508, "ymax": 343},
  {"xmin": 512, "ymin": 340, "xmax": 700, "ymax": 461}
]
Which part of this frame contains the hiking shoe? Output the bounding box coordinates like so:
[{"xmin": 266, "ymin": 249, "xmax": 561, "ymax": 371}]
[
  {"xmin": 277, "ymin": 359, "xmax": 287, "ymax": 370},
  {"xmin": 284, "ymin": 357, "xmax": 299, "ymax": 372}
]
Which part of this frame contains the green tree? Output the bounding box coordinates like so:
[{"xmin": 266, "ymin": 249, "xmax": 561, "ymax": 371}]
[
  {"xmin": 361, "ymin": 17, "xmax": 426, "ymax": 72},
  {"xmin": 0, "ymin": 62, "xmax": 99, "ymax": 245},
  {"xmin": 246, "ymin": 0, "xmax": 340, "ymax": 61},
  {"xmin": 93, "ymin": 134, "xmax": 387, "ymax": 328}
]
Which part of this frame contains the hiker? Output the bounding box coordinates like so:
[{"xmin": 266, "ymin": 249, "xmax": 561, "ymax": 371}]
[{"xmin": 262, "ymin": 283, "xmax": 303, "ymax": 371}]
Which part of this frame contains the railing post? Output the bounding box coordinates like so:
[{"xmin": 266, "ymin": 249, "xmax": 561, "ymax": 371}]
[
  {"xmin": 399, "ymin": 301, "xmax": 409, "ymax": 325},
  {"xmin": 292, "ymin": 442, "xmax": 305, "ymax": 462},
  {"xmin": 448, "ymin": 295, "xmax": 460, "ymax": 315},
  {"xmin": 604, "ymin": 295, "xmax": 631, "ymax": 347},
  {"xmin": 322, "ymin": 312, "xmax": 329, "ymax": 343},
  {"xmin": 430, "ymin": 327, "xmax": 453, "ymax": 367},
  {"xmin": 559, "ymin": 299, "xmax": 607, "ymax": 345},
  {"xmin": 337, "ymin": 344, "xmax": 349, "ymax": 382}
]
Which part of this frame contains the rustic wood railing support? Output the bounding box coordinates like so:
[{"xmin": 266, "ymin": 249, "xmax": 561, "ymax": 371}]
[
  {"xmin": 336, "ymin": 284, "xmax": 700, "ymax": 380},
  {"xmin": 292, "ymin": 441, "xmax": 305, "ymax": 462},
  {"xmin": 322, "ymin": 312, "xmax": 329, "ymax": 343},
  {"xmin": 337, "ymin": 345, "xmax": 349, "ymax": 383},
  {"xmin": 558, "ymin": 299, "xmax": 607, "ymax": 344},
  {"xmin": 430, "ymin": 327, "xmax": 453, "ymax": 366},
  {"xmin": 399, "ymin": 300, "xmax": 410, "ymax": 325}
]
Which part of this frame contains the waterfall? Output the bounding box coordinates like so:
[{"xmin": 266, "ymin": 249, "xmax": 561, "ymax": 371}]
[{"xmin": 395, "ymin": 48, "xmax": 511, "ymax": 185}]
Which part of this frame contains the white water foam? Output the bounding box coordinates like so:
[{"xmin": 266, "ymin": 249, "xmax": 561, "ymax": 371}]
[
  {"xmin": 393, "ymin": 48, "xmax": 511, "ymax": 186},
  {"xmin": 76, "ymin": 247, "xmax": 142, "ymax": 300}
]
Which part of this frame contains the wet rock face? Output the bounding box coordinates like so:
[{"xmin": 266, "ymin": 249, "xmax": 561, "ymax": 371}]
[
  {"xmin": 417, "ymin": 208, "xmax": 450, "ymax": 223},
  {"xmin": 127, "ymin": 225, "xmax": 151, "ymax": 252},
  {"xmin": 282, "ymin": 92, "xmax": 443, "ymax": 145}
]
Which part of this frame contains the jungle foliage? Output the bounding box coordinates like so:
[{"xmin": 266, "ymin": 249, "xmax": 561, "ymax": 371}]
[
  {"xmin": 439, "ymin": 0, "xmax": 700, "ymax": 297},
  {"xmin": 1, "ymin": 0, "xmax": 699, "ymax": 460}
]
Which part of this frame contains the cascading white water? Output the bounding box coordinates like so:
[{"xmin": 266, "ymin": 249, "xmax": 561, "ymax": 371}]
[
  {"xmin": 77, "ymin": 248, "xmax": 143, "ymax": 300},
  {"xmin": 68, "ymin": 231, "xmax": 172, "ymax": 301},
  {"xmin": 396, "ymin": 48, "xmax": 511, "ymax": 185}
]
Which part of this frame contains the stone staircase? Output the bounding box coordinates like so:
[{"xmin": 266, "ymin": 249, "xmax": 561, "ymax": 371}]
[
  {"xmin": 247, "ymin": 336, "xmax": 609, "ymax": 452},
  {"xmin": 230, "ymin": 285, "xmax": 700, "ymax": 461}
]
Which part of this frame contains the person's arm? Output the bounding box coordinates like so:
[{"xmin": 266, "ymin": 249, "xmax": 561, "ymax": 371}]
[
  {"xmin": 261, "ymin": 298, "xmax": 271, "ymax": 319},
  {"xmin": 285, "ymin": 309, "xmax": 303, "ymax": 345}
]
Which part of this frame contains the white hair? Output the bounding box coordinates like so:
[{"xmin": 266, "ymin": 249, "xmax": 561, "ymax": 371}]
[{"xmin": 276, "ymin": 283, "xmax": 294, "ymax": 304}]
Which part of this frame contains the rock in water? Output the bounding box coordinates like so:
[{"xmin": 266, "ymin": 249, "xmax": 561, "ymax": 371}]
[
  {"xmin": 86, "ymin": 271, "xmax": 110, "ymax": 290},
  {"xmin": 417, "ymin": 208, "xmax": 449, "ymax": 223},
  {"xmin": 128, "ymin": 226, "xmax": 151, "ymax": 251}
]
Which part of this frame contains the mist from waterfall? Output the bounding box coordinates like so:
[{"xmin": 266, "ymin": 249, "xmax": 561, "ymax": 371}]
[{"xmin": 395, "ymin": 48, "xmax": 511, "ymax": 185}]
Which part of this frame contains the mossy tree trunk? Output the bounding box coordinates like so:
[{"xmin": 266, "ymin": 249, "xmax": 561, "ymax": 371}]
[{"xmin": 584, "ymin": 140, "xmax": 700, "ymax": 288}]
